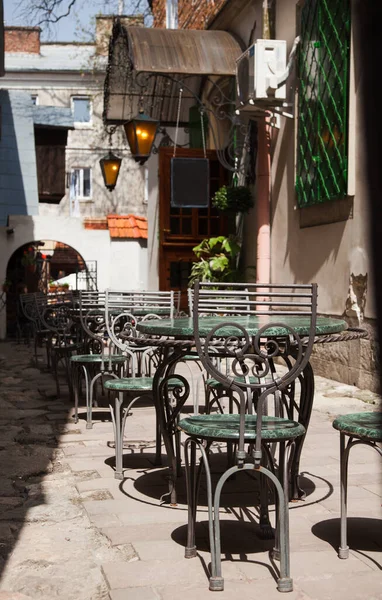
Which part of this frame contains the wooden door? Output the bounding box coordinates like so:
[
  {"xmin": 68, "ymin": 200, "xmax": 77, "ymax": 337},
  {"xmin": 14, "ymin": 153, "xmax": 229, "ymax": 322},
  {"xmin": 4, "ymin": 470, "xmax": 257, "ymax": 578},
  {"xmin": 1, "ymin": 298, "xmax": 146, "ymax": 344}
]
[{"xmin": 159, "ymin": 147, "xmax": 231, "ymax": 310}]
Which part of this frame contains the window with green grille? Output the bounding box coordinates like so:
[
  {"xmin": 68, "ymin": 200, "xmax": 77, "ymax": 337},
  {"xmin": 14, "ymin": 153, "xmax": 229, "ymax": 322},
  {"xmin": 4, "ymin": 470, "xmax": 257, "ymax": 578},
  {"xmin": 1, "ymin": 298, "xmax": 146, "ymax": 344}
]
[{"xmin": 296, "ymin": 0, "xmax": 351, "ymax": 207}]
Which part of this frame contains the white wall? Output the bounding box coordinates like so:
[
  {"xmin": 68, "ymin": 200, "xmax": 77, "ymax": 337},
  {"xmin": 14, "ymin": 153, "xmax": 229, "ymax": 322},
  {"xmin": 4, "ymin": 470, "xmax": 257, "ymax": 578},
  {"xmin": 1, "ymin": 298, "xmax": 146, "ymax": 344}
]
[
  {"xmin": 109, "ymin": 239, "xmax": 148, "ymax": 290},
  {"xmin": 0, "ymin": 214, "xmax": 148, "ymax": 338}
]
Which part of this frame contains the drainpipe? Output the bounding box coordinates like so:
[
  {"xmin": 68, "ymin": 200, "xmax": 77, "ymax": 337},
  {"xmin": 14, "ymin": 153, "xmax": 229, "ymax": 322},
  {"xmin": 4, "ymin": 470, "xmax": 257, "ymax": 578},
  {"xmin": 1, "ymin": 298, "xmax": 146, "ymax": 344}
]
[
  {"xmin": 166, "ymin": 0, "xmax": 178, "ymax": 29},
  {"xmin": 256, "ymin": 119, "xmax": 271, "ymax": 283},
  {"xmin": 256, "ymin": 0, "xmax": 274, "ymax": 284}
]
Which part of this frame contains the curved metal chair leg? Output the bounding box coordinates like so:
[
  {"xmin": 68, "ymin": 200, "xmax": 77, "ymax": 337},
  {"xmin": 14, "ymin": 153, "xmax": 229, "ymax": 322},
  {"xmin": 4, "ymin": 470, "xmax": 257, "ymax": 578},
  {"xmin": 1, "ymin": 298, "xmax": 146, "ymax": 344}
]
[
  {"xmin": 259, "ymin": 443, "xmax": 276, "ymax": 541},
  {"xmin": 337, "ymin": 435, "xmax": 382, "ymax": 559},
  {"xmin": 339, "ymin": 432, "xmax": 350, "ymax": 559},
  {"xmin": 184, "ymin": 438, "xmax": 198, "ymax": 558},
  {"xmin": 73, "ymin": 363, "xmax": 80, "ymax": 424},
  {"xmin": 211, "ymin": 464, "xmax": 293, "ymax": 593},
  {"xmin": 272, "ymin": 441, "xmax": 290, "ymax": 559},
  {"xmin": 52, "ymin": 351, "xmax": 60, "ymax": 399},
  {"xmin": 184, "ymin": 440, "xmax": 215, "ymax": 569},
  {"xmin": 110, "ymin": 392, "xmax": 152, "ymax": 480},
  {"xmin": 110, "ymin": 391, "xmax": 124, "ymax": 480}
]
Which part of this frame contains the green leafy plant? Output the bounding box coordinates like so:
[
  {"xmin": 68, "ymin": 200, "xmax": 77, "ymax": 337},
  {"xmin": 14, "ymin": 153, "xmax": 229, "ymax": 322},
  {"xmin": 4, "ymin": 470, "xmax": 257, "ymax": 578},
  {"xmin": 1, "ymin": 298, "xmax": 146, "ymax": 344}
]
[
  {"xmin": 2, "ymin": 279, "xmax": 11, "ymax": 292},
  {"xmin": 212, "ymin": 185, "xmax": 254, "ymax": 213},
  {"xmin": 189, "ymin": 235, "xmax": 241, "ymax": 286},
  {"xmin": 21, "ymin": 247, "xmax": 36, "ymax": 267},
  {"xmin": 62, "ymin": 283, "xmax": 70, "ymax": 289}
]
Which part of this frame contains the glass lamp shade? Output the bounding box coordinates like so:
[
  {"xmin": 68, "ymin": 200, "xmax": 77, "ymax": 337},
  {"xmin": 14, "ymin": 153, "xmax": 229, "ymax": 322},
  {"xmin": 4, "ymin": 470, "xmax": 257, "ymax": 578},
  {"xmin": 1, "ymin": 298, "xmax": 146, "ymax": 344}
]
[
  {"xmin": 123, "ymin": 113, "xmax": 159, "ymax": 165},
  {"xmin": 100, "ymin": 151, "xmax": 122, "ymax": 191}
]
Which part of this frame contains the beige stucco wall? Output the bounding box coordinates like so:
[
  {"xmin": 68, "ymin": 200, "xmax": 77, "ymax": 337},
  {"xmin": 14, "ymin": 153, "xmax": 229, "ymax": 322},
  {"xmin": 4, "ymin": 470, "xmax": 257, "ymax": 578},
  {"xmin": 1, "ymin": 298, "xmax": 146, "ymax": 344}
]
[
  {"xmin": 270, "ymin": 0, "xmax": 374, "ymax": 319},
  {"xmin": 209, "ymin": 0, "xmax": 378, "ymax": 390}
]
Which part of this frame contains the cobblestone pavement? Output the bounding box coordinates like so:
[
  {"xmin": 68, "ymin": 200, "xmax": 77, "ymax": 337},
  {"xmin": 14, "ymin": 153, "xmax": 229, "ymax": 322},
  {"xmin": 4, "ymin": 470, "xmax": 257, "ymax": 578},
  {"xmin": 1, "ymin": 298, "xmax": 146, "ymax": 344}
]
[{"xmin": 0, "ymin": 340, "xmax": 381, "ymax": 600}]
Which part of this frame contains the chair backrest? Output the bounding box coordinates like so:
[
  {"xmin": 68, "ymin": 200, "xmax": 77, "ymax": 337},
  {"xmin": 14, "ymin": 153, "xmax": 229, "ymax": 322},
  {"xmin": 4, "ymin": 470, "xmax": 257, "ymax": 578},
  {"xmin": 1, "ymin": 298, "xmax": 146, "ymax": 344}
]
[
  {"xmin": 192, "ymin": 280, "xmax": 318, "ymax": 465},
  {"xmin": 187, "ymin": 286, "xmax": 251, "ymax": 316},
  {"xmin": 35, "ymin": 291, "xmax": 77, "ymax": 343},
  {"xmin": 77, "ymin": 290, "xmax": 108, "ymax": 353},
  {"xmin": 105, "ymin": 289, "xmax": 162, "ymax": 376}
]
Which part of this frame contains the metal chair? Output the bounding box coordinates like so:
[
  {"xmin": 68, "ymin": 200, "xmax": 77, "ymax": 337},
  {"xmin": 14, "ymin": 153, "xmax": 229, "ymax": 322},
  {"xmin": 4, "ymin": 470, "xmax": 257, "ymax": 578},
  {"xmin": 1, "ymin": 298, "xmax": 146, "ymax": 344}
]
[
  {"xmin": 104, "ymin": 289, "xmax": 179, "ymax": 479},
  {"xmin": 71, "ymin": 291, "xmax": 127, "ymax": 428},
  {"xmin": 36, "ymin": 292, "xmax": 82, "ymax": 399},
  {"xmin": 332, "ymin": 412, "xmax": 382, "ymax": 559},
  {"xmin": 187, "ymin": 286, "xmax": 253, "ymax": 415},
  {"xmin": 19, "ymin": 292, "xmax": 51, "ymax": 367},
  {"xmin": 178, "ymin": 281, "xmax": 318, "ymax": 593}
]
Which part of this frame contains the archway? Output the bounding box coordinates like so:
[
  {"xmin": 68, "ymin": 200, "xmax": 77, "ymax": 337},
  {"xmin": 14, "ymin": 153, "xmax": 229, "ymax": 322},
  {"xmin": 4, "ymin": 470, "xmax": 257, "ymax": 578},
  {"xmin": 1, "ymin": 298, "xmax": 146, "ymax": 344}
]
[{"xmin": 5, "ymin": 240, "xmax": 87, "ymax": 337}]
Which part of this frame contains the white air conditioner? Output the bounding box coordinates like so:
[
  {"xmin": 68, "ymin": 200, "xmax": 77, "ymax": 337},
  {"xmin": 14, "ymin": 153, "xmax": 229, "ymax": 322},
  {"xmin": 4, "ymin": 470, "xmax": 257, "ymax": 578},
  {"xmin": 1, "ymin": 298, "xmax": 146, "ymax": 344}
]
[{"xmin": 236, "ymin": 39, "xmax": 287, "ymax": 109}]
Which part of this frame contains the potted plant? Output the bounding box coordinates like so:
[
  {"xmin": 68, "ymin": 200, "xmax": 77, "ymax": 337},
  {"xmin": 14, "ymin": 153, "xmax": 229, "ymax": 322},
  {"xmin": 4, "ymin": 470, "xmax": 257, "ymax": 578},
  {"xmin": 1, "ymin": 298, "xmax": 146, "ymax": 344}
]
[
  {"xmin": 212, "ymin": 185, "xmax": 253, "ymax": 214},
  {"xmin": 2, "ymin": 279, "xmax": 11, "ymax": 293},
  {"xmin": 48, "ymin": 281, "xmax": 58, "ymax": 293},
  {"xmin": 189, "ymin": 235, "xmax": 241, "ymax": 286},
  {"xmin": 61, "ymin": 283, "xmax": 70, "ymax": 292},
  {"xmin": 21, "ymin": 247, "xmax": 36, "ymax": 272}
]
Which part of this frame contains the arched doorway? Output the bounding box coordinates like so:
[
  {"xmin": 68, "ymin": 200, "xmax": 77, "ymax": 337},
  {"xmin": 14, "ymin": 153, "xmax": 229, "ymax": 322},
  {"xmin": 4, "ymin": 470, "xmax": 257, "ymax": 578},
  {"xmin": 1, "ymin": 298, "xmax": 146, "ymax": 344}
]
[{"xmin": 5, "ymin": 240, "xmax": 88, "ymax": 337}]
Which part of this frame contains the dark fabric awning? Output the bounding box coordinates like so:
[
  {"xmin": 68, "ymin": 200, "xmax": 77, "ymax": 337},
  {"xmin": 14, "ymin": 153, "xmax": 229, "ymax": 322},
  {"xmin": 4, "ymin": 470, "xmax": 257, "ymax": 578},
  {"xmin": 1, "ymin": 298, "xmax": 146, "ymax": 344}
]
[{"xmin": 103, "ymin": 21, "xmax": 243, "ymax": 126}]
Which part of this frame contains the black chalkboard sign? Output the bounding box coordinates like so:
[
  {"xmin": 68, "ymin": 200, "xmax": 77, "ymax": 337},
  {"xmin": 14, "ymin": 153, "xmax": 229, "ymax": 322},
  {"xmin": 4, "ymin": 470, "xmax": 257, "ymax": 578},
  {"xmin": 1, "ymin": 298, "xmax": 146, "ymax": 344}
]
[{"xmin": 171, "ymin": 157, "xmax": 209, "ymax": 208}]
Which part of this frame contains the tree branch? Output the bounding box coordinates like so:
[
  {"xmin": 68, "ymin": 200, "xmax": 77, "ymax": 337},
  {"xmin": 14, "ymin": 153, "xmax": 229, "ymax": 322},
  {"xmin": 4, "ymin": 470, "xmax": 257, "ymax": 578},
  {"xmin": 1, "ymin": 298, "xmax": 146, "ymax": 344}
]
[{"xmin": 13, "ymin": 0, "xmax": 152, "ymax": 32}]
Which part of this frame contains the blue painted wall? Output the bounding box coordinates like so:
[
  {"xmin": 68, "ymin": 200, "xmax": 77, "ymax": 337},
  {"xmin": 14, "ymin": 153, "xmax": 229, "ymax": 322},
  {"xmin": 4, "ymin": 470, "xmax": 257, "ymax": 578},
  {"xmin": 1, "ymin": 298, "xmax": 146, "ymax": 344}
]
[{"xmin": 0, "ymin": 90, "xmax": 39, "ymax": 225}]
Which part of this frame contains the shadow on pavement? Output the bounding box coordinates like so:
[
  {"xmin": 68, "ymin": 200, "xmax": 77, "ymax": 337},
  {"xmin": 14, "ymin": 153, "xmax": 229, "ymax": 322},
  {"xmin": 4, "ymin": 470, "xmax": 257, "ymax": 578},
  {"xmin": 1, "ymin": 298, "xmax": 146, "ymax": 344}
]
[{"xmin": 312, "ymin": 517, "xmax": 382, "ymax": 568}]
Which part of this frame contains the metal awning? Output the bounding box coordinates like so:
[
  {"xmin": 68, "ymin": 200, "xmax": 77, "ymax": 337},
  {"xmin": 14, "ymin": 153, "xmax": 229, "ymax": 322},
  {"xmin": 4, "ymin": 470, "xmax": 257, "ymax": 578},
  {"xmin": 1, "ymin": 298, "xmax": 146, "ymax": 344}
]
[{"xmin": 103, "ymin": 21, "xmax": 243, "ymax": 126}]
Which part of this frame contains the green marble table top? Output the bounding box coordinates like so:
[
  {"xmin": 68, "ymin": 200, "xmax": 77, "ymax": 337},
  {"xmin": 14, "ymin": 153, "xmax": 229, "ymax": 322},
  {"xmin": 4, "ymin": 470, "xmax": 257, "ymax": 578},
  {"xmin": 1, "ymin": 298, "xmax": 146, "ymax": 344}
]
[
  {"xmin": 71, "ymin": 354, "xmax": 127, "ymax": 364},
  {"xmin": 333, "ymin": 412, "xmax": 382, "ymax": 441},
  {"xmin": 136, "ymin": 315, "xmax": 347, "ymax": 339}
]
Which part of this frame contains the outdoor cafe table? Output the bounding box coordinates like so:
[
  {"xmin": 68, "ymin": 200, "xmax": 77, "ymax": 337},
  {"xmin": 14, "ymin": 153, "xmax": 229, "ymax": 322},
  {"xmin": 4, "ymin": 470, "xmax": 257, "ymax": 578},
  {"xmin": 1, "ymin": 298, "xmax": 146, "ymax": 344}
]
[{"xmin": 129, "ymin": 315, "xmax": 367, "ymax": 505}]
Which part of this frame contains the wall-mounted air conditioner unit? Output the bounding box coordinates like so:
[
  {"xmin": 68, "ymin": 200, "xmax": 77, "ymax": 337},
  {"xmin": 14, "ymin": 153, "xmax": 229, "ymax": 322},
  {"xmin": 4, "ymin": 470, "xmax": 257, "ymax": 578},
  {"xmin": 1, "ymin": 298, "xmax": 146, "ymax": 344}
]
[{"xmin": 236, "ymin": 39, "xmax": 287, "ymax": 109}]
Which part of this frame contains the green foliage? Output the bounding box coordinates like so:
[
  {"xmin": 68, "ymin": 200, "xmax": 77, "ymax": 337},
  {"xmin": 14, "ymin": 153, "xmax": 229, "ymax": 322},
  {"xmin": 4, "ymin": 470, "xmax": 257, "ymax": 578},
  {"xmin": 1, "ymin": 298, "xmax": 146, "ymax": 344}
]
[
  {"xmin": 189, "ymin": 235, "xmax": 241, "ymax": 285},
  {"xmin": 212, "ymin": 185, "xmax": 254, "ymax": 213},
  {"xmin": 21, "ymin": 248, "xmax": 36, "ymax": 267}
]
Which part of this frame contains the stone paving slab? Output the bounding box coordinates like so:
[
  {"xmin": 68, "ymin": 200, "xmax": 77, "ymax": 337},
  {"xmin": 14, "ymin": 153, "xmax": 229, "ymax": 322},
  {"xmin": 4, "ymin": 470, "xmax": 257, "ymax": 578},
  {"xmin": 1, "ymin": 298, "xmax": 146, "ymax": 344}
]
[{"xmin": 0, "ymin": 341, "xmax": 381, "ymax": 600}]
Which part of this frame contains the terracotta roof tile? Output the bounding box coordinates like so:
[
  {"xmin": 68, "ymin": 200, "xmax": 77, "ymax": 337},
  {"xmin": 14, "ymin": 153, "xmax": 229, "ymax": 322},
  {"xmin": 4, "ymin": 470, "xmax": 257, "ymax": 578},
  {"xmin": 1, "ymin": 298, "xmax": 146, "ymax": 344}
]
[
  {"xmin": 83, "ymin": 218, "xmax": 108, "ymax": 230},
  {"xmin": 107, "ymin": 214, "xmax": 148, "ymax": 240}
]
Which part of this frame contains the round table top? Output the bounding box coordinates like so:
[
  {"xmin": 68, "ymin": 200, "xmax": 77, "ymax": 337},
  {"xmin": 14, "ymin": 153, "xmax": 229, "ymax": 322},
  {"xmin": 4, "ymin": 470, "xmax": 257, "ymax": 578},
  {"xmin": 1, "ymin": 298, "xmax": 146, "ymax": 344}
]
[{"xmin": 136, "ymin": 315, "xmax": 348, "ymax": 339}]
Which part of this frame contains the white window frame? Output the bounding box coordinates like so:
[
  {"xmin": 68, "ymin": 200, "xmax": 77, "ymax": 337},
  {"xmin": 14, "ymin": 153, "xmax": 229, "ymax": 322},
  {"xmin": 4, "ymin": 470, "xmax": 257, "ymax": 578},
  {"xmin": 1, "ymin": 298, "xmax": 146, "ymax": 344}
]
[
  {"xmin": 71, "ymin": 95, "xmax": 93, "ymax": 128},
  {"xmin": 71, "ymin": 167, "xmax": 93, "ymax": 201}
]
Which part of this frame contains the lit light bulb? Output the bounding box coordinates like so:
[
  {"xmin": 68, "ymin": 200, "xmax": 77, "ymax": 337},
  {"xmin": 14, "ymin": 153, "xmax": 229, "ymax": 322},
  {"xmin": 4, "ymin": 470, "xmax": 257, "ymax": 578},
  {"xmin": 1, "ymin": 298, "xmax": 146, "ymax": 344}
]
[
  {"xmin": 112, "ymin": 165, "xmax": 117, "ymax": 171},
  {"xmin": 141, "ymin": 131, "xmax": 148, "ymax": 139},
  {"xmin": 136, "ymin": 128, "xmax": 142, "ymax": 135}
]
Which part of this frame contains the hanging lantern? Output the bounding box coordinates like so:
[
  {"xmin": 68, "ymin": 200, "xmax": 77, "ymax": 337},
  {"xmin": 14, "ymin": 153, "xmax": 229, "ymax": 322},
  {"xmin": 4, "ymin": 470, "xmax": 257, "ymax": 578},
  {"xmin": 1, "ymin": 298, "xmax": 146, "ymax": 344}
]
[
  {"xmin": 123, "ymin": 113, "xmax": 159, "ymax": 165},
  {"xmin": 100, "ymin": 151, "xmax": 122, "ymax": 192}
]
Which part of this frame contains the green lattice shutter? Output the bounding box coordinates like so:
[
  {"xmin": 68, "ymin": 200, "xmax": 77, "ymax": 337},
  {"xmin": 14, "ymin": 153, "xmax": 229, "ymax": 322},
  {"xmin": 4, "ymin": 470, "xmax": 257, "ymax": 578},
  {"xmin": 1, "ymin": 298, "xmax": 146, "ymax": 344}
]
[{"xmin": 296, "ymin": 0, "xmax": 351, "ymax": 207}]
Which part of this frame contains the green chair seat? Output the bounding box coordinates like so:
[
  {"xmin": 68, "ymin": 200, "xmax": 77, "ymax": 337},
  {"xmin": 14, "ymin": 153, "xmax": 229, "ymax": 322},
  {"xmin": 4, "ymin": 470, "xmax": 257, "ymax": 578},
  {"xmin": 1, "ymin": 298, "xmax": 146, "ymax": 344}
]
[
  {"xmin": 206, "ymin": 376, "xmax": 259, "ymax": 389},
  {"xmin": 332, "ymin": 412, "xmax": 382, "ymax": 441},
  {"xmin": 178, "ymin": 414, "xmax": 305, "ymax": 442},
  {"xmin": 104, "ymin": 376, "xmax": 184, "ymax": 392},
  {"xmin": 71, "ymin": 354, "xmax": 127, "ymax": 364}
]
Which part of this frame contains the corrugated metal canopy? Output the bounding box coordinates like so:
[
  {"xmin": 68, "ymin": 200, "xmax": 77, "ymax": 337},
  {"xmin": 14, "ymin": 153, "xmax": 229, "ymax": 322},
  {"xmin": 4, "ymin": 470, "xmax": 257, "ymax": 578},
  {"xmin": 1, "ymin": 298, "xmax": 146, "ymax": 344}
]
[
  {"xmin": 127, "ymin": 26, "xmax": 241, "ymax": 75},
  {"xmin": 103, "ymin": 21, "xmax": 243, "ymax": 126}
]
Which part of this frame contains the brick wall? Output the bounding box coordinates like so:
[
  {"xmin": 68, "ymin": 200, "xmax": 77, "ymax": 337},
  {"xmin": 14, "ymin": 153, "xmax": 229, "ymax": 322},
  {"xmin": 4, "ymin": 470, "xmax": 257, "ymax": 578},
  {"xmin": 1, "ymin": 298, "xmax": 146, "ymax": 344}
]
[
  {"xmin": 152, "ymin": 0, "xmax": 227, "ymax": 29},
  {"xmin": 4, "ymin": 27, "xmax": 41, "ymax": 54}
]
